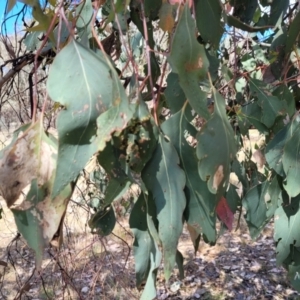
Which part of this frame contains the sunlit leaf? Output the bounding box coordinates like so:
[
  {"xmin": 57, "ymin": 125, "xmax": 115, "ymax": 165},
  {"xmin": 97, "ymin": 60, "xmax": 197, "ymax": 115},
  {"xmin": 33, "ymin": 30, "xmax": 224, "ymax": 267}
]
[{"xmin": 47, "ymin": 40, "xmax": 134, "ymax": 198}]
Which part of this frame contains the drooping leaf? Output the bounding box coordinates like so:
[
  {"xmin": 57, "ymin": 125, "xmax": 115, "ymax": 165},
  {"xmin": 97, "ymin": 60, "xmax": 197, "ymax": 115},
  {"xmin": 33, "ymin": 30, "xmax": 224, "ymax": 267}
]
[
  {"xmin": 243, "ymin": 176, "xmax": 280, "ymax": 239},
  {"xmin": 269, "ymin": 0, "xmax": 289, "ymax": 26},
  {"xmin": 142, "ymin": 134, "xmax": 186, "ymax": 280},
  {"xmin": 162, "ymin": 103, "xmax": 217, "ymax": 243},
  {"xmin": 97, "ymin": 141, "xmax": 131, "ymax": 206},
  {"xmin": 195, "ymin": 0, "xmax": 223, "ymax": 48},
  {"xmin": 282, "ymin": 116, "xmax": 300, "ymax": 198},
  {"xmin": 230, "ymin": 0, "xmax": 258, "ymax": 24},
  {"xmin": 88, "ymin": 205, "xmax": 116, "ymax": 235},
  {"xmin": 165, "ymin": 72, "xmax": 187, "ymax": 115},
  {"xmin": 266, "ymin": 176, "xmax": 281, "ymax": 219},
  {"xmin": 232, "ymin": 159, "xmax": 249, "ymax": 195},
  {"xmin": 285, "ymin": 10, "xmax": 300, "ymax": 53},
  {"xmin": 265, "ymin": 119, "xmax": 300, "ymax": 177},
  {"xmin": 270, "ymin": 28, "xmax": 287, "ymax": 79},
  {"xmin": 141, "ymin": 238, "xmax": 162, "ymax": 300},
  {"xmin": 176, "ymin": 250, "xmax": 184, "ymax": 279},
  {"xmin": 130, "ymin": 194, "xmax": 152, "ymax": 288},
  {"xmin": 225, "ymin": 183, "xmax": 241, "ymax": 214},
  {"xmin": 272, "ymin": 85, "xmax": 296, "ymax": 117},
  {"xmin": 133, "ymin": 187, "xmax": 162, "ymax": 299},
  {"xmin": 274, "ymin": 194, "xmax": 300, "ymax": 265},
  {"xmin": 283, "ymin": 247, "xmax": 300, "ymax": 292},
  {"xmin": 76, "ymin": 0, "xmax": 93, "ymax": 30},
  {"xmin": 216, "ymin": 196, "xmax": 234, "ymax": 231},
  {"xmin": 75, "ymin": 0, "xmax": 93, "ymax": 46},
  {"xmin": 47, "ymin": 40, "xmax": 134, "ymax": 198},
  {"xmin": 47, "ymin": 40, "xmax": 109, "ymax": 197},
  {"xmin": 30, "ymin": 1, "xmax": 55, "ymax": 43},
  {"xmin": 186, "ymin": 224, "xmax": 201, "ymax": 253},
  {"xmin": 168, "ymin": 4, "xmax": 210, "ymax": 120},
  {"xmin": 144, "ymin": 191, "xmax": 161, "ymax": 246},
  {"xmin": 238, "ymin": 101, "xmax": 269, "ymax": 135},
  {"xmin": 0, "ymin": 120, "xmax": 72, "ymax": 269},
  {"xmin": 130, "ymin": 0, "xmax": 162, "ymax": 20},
  {"xmin": 196, "ymin": 84, "xmax": 237, "ymax": 195},
  {"xmin": 249, "ymin": 78, "xmax": 287, "ymax": 128}
]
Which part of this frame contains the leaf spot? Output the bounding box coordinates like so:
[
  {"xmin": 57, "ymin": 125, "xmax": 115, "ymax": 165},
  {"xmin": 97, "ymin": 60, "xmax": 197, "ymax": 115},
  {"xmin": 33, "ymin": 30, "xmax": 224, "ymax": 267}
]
[{"xmin": 213, "ymin": 165, "xmax": 224, "ymax": 191}]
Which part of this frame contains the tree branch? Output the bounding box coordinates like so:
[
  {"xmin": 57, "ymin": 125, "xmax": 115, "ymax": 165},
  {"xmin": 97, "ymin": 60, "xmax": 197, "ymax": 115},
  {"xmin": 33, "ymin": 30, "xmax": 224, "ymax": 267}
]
[{"xmin": 0, "ymin": 55, "xmax": 34, "ymax": 89}]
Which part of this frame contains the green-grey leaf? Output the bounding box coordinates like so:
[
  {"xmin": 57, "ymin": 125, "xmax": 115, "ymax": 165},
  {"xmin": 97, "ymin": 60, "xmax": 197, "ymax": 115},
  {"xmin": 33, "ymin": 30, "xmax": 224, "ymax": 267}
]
[
  {"xmin": 47, "ymin": 40, "xmax": 134, "ymax": 198},
  {"xmin": 165, "ymin": 72, "xmax": 187, "ymax": 115},
  {"xmin": 285, "ymin": 10, "xmax": 300, "ymax": 53},
  {"xmin": 176, "ymin": 250, "xmax": 184, "ymax": 279},
  {"xmin": 249, "ymin": 78, "xmax": 287, "ymax": 128},
  {"xmin": 142, "ymin": 134, "xmax": 186, "ymax": 280},
  {"xmin": 230, "ymin": 0, "xmax": 258, "ymax": 24},
  {"xmin": 141, "ymin": 239, "xmax": 162, "ymax": 300},
  {"xmin": 76, "ymin": 0, "xmax": 93, "ymax": 30},
  {"xmin": 274, "ymin": 195, "xmax": 300, "ymax": 265},
  {"xmin": 269, "ymin": 0, "xmax": 288, "ymax": 26},
  {"xmin": 195, "ymin": 0, "xmax": 223, "ymax": 48},
  {"xmin": 282, "ymin": 117, "xmax": 300, "ymax": 197},
  {"xmin": 272, "ymin": 85, "xmax": 296, "ymax": 117},
  {"xmin": 47, "ymin": 40, "xmax": 111, "ymax": 197},
  {"xmin": 243, "ymin": 176, "xmax": 280, "ymax": 239},
  {"xmin": 197, "ymin": 87, "xmax": 237, "ymax": 195},
  {"xmin": 130, "ymin": 195, "xmax": 152, "ymax": 287},
  {"xmin": 265, "ymin": 119, "xmax": 300, "ymax": 177},
  {"xmin": 168, "ymin": 4, "xmax": 210, "ymax": 120},
  {"xmin": 97, "ymin": 141, "xmax": 131, "ymax": 206},
  {"xmin": 162, "ymin": 104, "xmax": 217, "ymax": 243}
]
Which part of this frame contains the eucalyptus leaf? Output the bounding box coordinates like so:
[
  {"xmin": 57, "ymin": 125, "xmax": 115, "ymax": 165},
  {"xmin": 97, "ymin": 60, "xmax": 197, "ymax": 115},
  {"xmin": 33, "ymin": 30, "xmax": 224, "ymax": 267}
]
[{"xmin": 142, "ymin": 134, "xmax": 186, "ymax": 280}]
